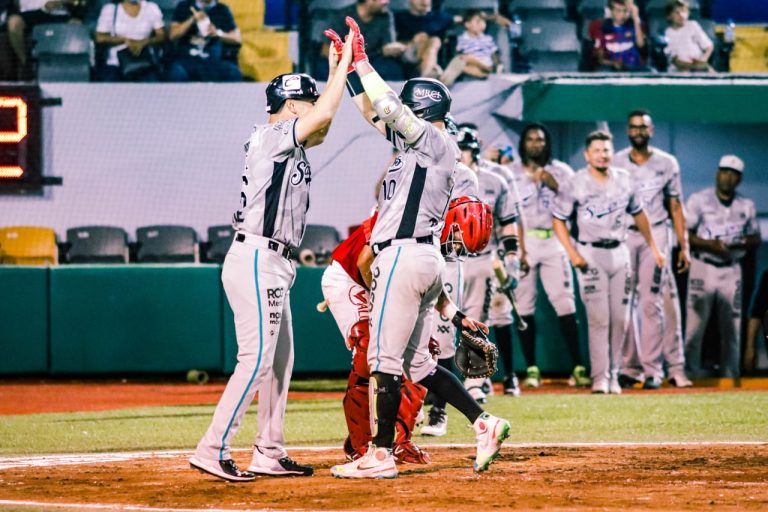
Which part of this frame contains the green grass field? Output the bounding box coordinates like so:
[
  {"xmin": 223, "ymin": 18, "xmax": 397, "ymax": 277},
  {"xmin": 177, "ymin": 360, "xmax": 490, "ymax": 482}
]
[{"xmin": 2, "ymin": 391, "xmax": 767, "ymax": 456}]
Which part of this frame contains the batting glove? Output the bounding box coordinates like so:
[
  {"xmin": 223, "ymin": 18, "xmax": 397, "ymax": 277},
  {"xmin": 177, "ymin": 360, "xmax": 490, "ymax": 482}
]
[{"xmin": 345, "ymin": 16, "xmax": 369, "ymax": 66}]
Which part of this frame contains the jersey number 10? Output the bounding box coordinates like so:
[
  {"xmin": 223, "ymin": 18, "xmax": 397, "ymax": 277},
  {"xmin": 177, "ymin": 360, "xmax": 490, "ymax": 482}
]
[{"xmin": 382, "ymin": 179, "xmax": 397, "ymax": 200}]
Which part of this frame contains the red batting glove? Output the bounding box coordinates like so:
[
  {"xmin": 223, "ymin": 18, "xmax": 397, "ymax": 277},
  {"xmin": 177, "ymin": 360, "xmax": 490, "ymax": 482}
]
[
  {"xmin": 345, "ymin": 16, "xmax": 368, "ymax": 66},
  {"xmin": 323, "ymin": 28, "xmax": 354, "ymax": 73}
]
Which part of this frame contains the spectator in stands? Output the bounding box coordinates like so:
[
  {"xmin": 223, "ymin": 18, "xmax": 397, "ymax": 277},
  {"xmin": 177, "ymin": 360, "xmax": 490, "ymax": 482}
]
[
  {"xmin": 588, "ymin": 0, "xmax": 648, "ymax": 71},
  {"xmin": 664, "ymin": 0, "xmax": 713, "ymax": 72},
  {"xmin": 94, "ymin": 0, "xmax": 167, "ymax": 82},
  {"xmin": 165, "ymin": 0, "xmax": 242, "ymax": 82},
  {"xmin": 325, "ymin": 0, "xmax": 404, "ymax": 80},
  {"xmin": 744, "ymin": 269, "xmax": 768, "ymax": 374},
  {"xmin": 439, "ymin": 9, "xmax": 500, "ymax": 87},
  {"xmin": 394, "ymin": 0, "xmax": 452, "ymax": 78},
  {"xmin": 6, "ymin": 0, "xmax": 85, "ymax": 80}
]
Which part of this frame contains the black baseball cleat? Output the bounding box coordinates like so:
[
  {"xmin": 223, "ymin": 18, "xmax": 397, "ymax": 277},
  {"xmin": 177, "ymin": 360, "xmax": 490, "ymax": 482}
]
[
  {"xmin": 643, "ymin": 376, "xmax": 663, "ymax": 390},
  {"xmin": 618, "ymin": 374, "xmax": 642, "ymax": 389},
  {"xmin": 248, "ymin": 447, "xmax": 314, "ymax": 476},
  {"xmin": 190, "ymin": 457, "xmax": 256, "ymax": 482}
]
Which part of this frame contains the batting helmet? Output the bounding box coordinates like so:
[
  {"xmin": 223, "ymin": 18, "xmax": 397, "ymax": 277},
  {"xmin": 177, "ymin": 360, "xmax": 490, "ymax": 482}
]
[
  {"xmin": 399, "ymin": 78, "xmax": 451, "ymax": 122},
  {"xmin": 441, "ymin": 196, "xmax": 493, "ymax": 257},
  {"xmin": 456, "ymin": 127, "xmax": 481, "ymax": 161},
  {"xmin": 266, "ymin": 73, "xmax": 320, "ymax": 113}
]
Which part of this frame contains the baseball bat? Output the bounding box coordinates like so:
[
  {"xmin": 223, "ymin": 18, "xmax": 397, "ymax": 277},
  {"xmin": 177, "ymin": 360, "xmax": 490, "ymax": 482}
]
[
  {"xmin": 316, "ymin": 299, "xmax": 328, "ymax": 313},
  {"xmin": 492, "ymin": 258, "xmax": 528, "ymax": 331}
]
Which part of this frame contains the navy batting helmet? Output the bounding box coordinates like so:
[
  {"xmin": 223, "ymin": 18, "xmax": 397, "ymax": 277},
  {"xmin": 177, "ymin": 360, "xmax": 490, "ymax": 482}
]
[
  {"xmin": 399, "ymin": 78, "xmax": 451, "ymax": 122},
  {"xmin": 265, "ymin": 73, "xmax": 320, "ymax": 114},
  {"xmin": 457, "ymin": 126, "xmax": 481, "ymax": 159}
]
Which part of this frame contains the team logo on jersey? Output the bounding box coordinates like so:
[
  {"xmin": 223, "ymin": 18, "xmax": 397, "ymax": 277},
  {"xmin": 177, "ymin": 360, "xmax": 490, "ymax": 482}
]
[
  {"xmin": 388, "ymin": 156, "xmax": 403, "ymax": 173},
  {"xmin": 282, "ymin": 74, "xmax": 302, "ymax": 90},
  {"xmin": 583, "ymin": 199, "xmax": 629, "ymax": 219},
  {"xmin": 290, "ymin": 161, "xmax": 311, "ymax": 186},
  {"xmin": 413, "ymin": 87, "xmax": 442, "ymax": 101}
]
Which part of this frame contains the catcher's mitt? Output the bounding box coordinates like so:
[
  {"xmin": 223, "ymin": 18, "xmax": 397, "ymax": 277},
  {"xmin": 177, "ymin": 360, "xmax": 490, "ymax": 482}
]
[{"xmin": 452, "ymin": 313, "xmax": 498, "ymax": 378}]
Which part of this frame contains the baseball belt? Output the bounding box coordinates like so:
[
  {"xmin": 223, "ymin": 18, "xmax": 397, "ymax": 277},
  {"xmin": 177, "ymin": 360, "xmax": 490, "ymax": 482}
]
[
  {"xmin": 234, "ymin": 232, "xmax": 294, "ymax": 260},
  {"xmin": 371, "ymin": 235, "xmax": 436, "ymax": 256},
  {"xmin": 578, "ymin": 239, "xmax": 621, "ymax": 249},
  {"xmin": 693, "ymin": 254, "xmax": 737, "ymax": 268}
]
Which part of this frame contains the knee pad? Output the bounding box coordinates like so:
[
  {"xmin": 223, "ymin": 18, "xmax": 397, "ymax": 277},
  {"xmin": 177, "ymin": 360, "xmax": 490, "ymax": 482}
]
[
  {"xmin": 348, "ymin": 319, "xmax": 370, "ymax": 352},
  {"xmin": 395, "ymin": 378, "xmax": 428, "ymax": 445},
  {"xmin": 343, "ymin": 369, "xmax": 371, "ymax": 459}
]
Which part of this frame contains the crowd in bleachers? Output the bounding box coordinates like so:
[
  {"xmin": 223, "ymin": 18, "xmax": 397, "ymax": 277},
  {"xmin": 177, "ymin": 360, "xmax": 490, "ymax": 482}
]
[{"xmin": 0, "ymin": 0, "xmax": 743, "ymax": 83}]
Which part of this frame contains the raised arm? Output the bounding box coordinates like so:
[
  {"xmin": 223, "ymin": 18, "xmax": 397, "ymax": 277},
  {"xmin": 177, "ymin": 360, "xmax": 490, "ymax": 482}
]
[{"xmin": 293, "ymin": 31, "xmax": 353, "ymax": 147}]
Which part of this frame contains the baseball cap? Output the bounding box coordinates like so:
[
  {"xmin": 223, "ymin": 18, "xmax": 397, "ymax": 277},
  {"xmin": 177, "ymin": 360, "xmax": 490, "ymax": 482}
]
[{"xmin": 718, "ymin": 155, "xmax": 744, "ymax": 173}]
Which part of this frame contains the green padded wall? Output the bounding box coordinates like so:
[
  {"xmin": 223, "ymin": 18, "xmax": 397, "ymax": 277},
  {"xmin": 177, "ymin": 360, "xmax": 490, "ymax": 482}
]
[
  {"xmin": 0, "ymin": 267, "xmax": 49, "ymax": 374},
  {"xmin": 223, "ymin": 267, "xmax": 352, "ymax": 374},
  {"xmin": 49, "ymin": 265, "xmax": 223, "ymax": 374}
]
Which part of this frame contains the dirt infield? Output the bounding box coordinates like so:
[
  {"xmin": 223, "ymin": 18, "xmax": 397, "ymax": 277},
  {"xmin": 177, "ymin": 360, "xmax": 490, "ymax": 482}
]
[{"xmin": 0, "ymin": 445, "xmax": 766, "ymax": 511}]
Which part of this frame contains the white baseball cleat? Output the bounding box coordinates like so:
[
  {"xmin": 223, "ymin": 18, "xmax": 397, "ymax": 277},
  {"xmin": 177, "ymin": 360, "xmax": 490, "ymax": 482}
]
[
  {"xmin": 420, "ymin": 406, "xmax": 448, "ymax": 437},
  {"xmin": 330, "ymin": 444, "xmax": 398, "ymax": 479},
  {"xmin": 473, "ymin": 412, "xmax": 511, "ymax": 472},
  {"xmin": 247, "ymin": 447, "xmax": 313, "ymax": 476},
  {"xmin": 608, "ymin": 376, "xmax": 622, "ymax": 395},
  {"xmin": 591, "ymin": 379, "xmax": 609, "ymax": 394}
]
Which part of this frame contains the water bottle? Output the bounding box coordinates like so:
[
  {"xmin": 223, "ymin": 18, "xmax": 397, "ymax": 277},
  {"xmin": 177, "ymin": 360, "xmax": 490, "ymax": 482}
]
[
  {"xmin": 724, "ymin": 18, "xmax": 735, "ymax": 44},
  {"xmin": 509, "ymin": 14, "xmax": 523, "ymax": 41}
]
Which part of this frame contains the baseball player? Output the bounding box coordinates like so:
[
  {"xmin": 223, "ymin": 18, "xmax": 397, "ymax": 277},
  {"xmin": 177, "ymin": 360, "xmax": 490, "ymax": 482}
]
[
  {"xmin": 320, "ymin": 210, "xmax": 432, "ymax": 465},
  {"xmin": 684, "ymin": 155, "xmax": 761, "ymax": 378},
  {"xmin": 453, "ymin": 126, "xmax": 523, "ymax": 403},
  {"xmin": 552, "ymin": 130, "xmax": 665, "ymax": 395},
  {"xmin": 189, "ymin": 34, "xmax": 354, "ymax": 482},
  {"xmin": 744, "ymin": 269, "xmax": 768, "ymax": 374},
  {"xmin": 325, "ymin": 18, "xmax": 510, "ymax": 479},
  {"xmin": 613, "ymin": 110, "xmax": 692, "ymax": 389},
  {"xmin": 506, "ymin": 123, "xmax": 589, "ymax": 389}
]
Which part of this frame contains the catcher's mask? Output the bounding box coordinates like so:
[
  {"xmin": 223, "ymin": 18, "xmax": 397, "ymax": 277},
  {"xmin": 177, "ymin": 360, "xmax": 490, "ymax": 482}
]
[
  {"xmin": 399, "ymin": 78, "xmax": 452, "ymax": 122},
  {"xmin": 266, "ymin": 73, "xmax": 320, "ymax": 113},
  {"xmin": 440, "ymin": 195, "xmax": 493, "ymax": 258}
]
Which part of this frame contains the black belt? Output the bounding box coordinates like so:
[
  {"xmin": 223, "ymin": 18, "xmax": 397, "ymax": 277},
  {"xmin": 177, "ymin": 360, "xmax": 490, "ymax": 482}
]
[
  {"xmin": 371, "ymin": 235, "xmax": 435, "ymax": 256},
  {"xmin": 235, "ymin": 232, "xmax": 294, "ymax": 260},
  {"xmin": 694, "ymin": 254, "xmax": 736, "ymax": 268},
  {"xmin": 579, "ymin": 240, "xmax": 621, "ymax": 249}
]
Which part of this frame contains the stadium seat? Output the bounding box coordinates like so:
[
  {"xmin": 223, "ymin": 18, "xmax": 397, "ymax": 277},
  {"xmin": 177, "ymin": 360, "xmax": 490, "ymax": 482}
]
[
  {"xmin": 297, "ymin": 224, "xmax": 340, "ymax": 266},
  {"xmin": 512, "ymin": 0, "xmax": 568, "ymax": 21},
  {"xmin": 389, "ymin": 0, "xmax": 409, "ymax": 13},
  {"xmin": 0, "ymin": 226, "xmax": 58, "ymax": 265},
  {"xmin": 206, "ymin": 225, "xmax": 235, "ymax": 264},
  {"xmin": 31, "ymin": 24, "xmax": 92, "ymax": 82},
  {"xmin": 136, "ymin": 225, "xmax": 198, "ymax": 263},
  {"xmin": 521, "ymin": 19, "xmax": 581, "ymax": 71},
  {"xmin": 577, "ymin": 0, "xmax": 607, "ymax": 38},
  {"xmin": 441, "ymin": 0, "xmax": 498, "ymax": 16},
  {"xmin": 65, "ymin": 226, "xmax": 129, "ymax": 264}
]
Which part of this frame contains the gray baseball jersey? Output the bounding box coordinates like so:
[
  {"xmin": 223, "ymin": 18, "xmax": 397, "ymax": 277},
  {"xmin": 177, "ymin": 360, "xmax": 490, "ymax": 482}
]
[
  {"xmin": 233, "ymin": 118, "xmax": 311, "ymax": 248},
  {"xmin": 508, "ymin": 159, "xmax": 574, "ymax": 230},
  {"xmin": 686, "ymin": 187, "xmax": 760, "ymax": 263},
  {"xmin": 477, "ymin": 167, "xmax": 519, "ymax": 244},
  {"xmin": 453, "ymin": 162, "xmax": 479, "ymax": 198},
  {"xmin": 613, "ymin": 146, "xmax": 682, "ymax": 225},
  {"xmin": 552, "ymin": 167, "xmax": 643, "ymax": 243},
  {"xmin": 370, "ymin": 125, "xmax": 459, "ymax": 245}
]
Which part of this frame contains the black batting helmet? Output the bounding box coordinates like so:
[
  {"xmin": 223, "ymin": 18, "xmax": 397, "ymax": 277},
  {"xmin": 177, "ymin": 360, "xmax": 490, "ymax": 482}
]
[
  {"xmin": 265, "ymin": 73, "xmax": 320, "ymax": 113},
  {"xmin": 457, "ymin": 126, "xmax": 480, "ymax": 160},
  {"xmin": 399, "ymin": 78, "xmax": 451, "ymax": 122}
]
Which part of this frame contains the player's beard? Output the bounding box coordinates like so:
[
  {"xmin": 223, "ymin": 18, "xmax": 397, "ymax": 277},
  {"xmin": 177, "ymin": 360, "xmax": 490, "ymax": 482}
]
[
  {"xmin": 524, "ymin": 150, "xmax": 548, "ymax": 167},
  {"xmin": 629, "ymin": 135, "xmax": 650, "ymax": 151}
]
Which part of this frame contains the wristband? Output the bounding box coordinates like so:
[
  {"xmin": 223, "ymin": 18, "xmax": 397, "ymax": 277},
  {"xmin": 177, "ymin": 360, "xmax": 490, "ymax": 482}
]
[
  {"xmin": 500, "ymin": 235, "xmax": 519, "ymax": 255},
  {"xmin": 345, "ymin": 71, "xmax": 364, "ymax": 97},
  {"xmin": 451, "ymin": 310, "xmax": 467, "ymax": 329}
]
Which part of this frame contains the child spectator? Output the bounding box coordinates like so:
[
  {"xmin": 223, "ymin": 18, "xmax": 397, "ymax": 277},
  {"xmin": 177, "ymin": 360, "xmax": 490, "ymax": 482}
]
[
  {"xmin": 588, "ymin": 0, "xmax": 648, "ymax": 71},
  {"xmin": 664, "ymin": 0, "xmax": 713, "ymax": 72},
  {"xmin": 439, "ymin": 9, "xmax": 499, "ymax": 87}
]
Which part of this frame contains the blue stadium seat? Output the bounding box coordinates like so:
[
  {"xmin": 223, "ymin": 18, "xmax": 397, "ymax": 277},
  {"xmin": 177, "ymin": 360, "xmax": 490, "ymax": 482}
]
[{"xmin": 521, "ymin": 19, "xmax": 581, "ymax": 71}]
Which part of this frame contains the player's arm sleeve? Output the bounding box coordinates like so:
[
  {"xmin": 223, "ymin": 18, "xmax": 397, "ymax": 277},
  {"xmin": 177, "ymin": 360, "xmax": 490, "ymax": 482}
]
[
  {"xmin": 665, "ymin": 158, "xmax": 682, "ymax": 199},
  {"xmin": 261, "ymin": 119, "xmax": 300, "ymax": 161},
  {"xmin": 361, "ymin": 71, "xmax": 428, "ymax": 146},
  {"xmin": 551, "ymin": 177, "xmax": 574, "ymax": 221},
  {"xmin": 496, "ymin": 182, "xmax": 519, "ymax": 226}
]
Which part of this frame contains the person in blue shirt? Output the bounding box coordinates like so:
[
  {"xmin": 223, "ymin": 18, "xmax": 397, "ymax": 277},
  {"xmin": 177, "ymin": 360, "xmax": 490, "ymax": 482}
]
[{"xmin": 166, "ymin": 0, "xmax": 242, "ymax": 81}]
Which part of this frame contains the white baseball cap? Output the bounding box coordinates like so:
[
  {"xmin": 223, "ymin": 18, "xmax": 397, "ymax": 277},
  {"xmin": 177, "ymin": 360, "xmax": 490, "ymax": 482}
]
[{"xmin": 718, "ymin": 155, "xmax": 744, "ymax": 173}]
